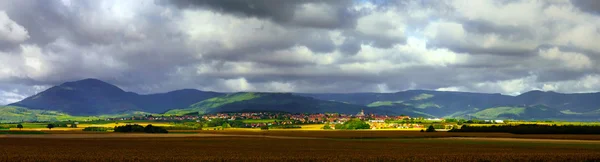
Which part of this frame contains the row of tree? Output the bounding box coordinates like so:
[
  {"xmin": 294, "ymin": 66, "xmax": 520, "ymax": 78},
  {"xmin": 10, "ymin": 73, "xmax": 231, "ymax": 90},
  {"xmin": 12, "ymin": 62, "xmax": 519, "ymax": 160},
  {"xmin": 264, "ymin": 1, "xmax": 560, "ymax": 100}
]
[
  {"xmin": 113, "ymin": 124, "xmax": 168, "ymax": 133},
  {"xmin": 11, "ymin": 123, "xmax": 77, "ymax": 130}
]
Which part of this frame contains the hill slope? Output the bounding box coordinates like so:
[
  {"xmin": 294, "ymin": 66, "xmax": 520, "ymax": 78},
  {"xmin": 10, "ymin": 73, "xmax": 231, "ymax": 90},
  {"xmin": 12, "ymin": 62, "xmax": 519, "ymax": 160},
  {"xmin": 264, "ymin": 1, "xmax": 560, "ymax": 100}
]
[
  {"xmin": 7, "ymin": 79, "xmax": 600, "ymax": 120},
  {"xmin": 9, "ymin": 79, "xmax": 223, "ymax": 115},
  {"xmin": 0, "ymin": 106, "xmax": 153, "ymax": 123},
  {"xmin": 299, "ymin": 90, "xmax": 600, "ymax": 120},
  {"xmin": 164, "ymin": 92, "xmax": 412, "ymax": 115}
]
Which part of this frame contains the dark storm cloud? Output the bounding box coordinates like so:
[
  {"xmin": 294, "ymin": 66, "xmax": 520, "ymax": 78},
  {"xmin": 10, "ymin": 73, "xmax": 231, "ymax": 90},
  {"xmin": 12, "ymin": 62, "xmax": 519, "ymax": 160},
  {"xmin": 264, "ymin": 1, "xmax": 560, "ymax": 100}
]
[
  {"xmin": 157, "ymin": 0, "xmax": 358, "ymax": 29},
  {"xmin": 0, "ymin": 0, "xmax": 200, "ymax": 90},
  {"xmin": 339, "ymin": 37, "xmax": 362, "ymax": 55},
  {"xmin": 198, "ymin": 28, "xmax": 337, "ymax": 67},
  {"xmin": 461, "ymin": 19, "xmax": 535, "ymax": 41},
  {"xmin": 3, "ymin": 0, "xmax": 600, "ymax": 105},
  {"xmin": 0, "ymin": 0, "xmax": 67, "ymax": 47},
  {"xmin": 571, "ymin": 0, "xmax": 600, "ymax": 15}
]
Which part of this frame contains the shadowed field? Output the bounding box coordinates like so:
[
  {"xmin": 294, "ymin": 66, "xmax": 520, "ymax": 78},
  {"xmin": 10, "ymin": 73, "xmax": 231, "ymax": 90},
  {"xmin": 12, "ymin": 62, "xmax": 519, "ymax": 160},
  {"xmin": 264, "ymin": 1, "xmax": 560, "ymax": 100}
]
[
  {"xmin": 177, "ymin": 130, "xmax": 600, "ymax": 140},
  {"xmin": 2, "ymin": 132, "xmax": 600, "ymax": 162}
]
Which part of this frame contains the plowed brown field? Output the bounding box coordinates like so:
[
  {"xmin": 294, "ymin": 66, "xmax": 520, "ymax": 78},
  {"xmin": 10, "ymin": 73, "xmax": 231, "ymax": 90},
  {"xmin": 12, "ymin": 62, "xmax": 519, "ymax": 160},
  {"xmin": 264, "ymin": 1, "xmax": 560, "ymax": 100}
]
[{"xmin": 2, "ymin": 133, "xmax": 600, "ymax": 162}]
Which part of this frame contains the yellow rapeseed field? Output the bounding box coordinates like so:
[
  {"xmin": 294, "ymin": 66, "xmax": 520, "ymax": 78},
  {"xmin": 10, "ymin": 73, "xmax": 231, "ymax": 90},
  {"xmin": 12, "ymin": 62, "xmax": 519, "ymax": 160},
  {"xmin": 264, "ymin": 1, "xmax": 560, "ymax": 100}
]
[{"xmin": 77, "ymin": 122, "xmax": 174, "ymax": 128}]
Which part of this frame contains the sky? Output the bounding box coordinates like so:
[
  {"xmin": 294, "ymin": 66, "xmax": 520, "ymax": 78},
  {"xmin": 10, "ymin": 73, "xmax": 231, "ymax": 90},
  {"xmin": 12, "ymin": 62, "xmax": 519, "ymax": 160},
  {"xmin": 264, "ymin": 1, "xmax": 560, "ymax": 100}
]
[{"xmin": 1, "ymin": 0, "xmax": 600, "ymax": 105}]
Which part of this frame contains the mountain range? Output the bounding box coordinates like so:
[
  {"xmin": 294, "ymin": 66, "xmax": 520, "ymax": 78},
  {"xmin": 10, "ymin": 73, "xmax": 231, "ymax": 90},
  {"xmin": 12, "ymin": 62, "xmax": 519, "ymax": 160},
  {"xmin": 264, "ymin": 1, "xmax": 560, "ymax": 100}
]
[{"xmin": 2, "ymin": 78, "xmax": 600, "ymax": 122}]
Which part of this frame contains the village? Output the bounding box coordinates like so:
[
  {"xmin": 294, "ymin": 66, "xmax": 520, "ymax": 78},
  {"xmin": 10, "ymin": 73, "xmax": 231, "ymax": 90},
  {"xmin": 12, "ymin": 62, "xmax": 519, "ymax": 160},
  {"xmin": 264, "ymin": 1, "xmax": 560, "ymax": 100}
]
[{"xmin": 102, "ymin": 110, "xmax": 458, "ymax": 130}]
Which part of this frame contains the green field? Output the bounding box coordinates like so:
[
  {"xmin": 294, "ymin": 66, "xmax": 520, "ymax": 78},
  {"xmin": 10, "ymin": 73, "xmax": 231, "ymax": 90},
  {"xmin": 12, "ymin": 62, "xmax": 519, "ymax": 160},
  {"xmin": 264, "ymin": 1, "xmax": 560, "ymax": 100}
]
[
  {"xmin": 472, "ymin": 107, "xmax": 525, "ymax": 118},
  {"xmin": 241, "ymin": 119, "xmax": 276, "ymax": 123},
  {"xmin": 367, "ymin": 101, "xmax": 402, "ymax": 107}
]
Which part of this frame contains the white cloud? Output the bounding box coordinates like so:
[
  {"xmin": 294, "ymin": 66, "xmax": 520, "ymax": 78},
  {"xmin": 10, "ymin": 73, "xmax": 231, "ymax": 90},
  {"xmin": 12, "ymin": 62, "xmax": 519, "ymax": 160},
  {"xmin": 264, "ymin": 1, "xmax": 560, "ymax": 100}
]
[
  {"xmin": 356, "ymin": 8, "xmax": 406, "ymax": 41},
  {"xmin": 0, "ymin": 10, "xmax": 29, "ymax": 43},
  {"xmin": 2, "ymin": 0, "xmax": 600, "ymax": 97},
  {"xmin": 436, "ymin": 86, "xmax": 463, "ymax": 92},
  {"xmin": 451, "ymin": 0, "xmax": 543, "ymax": 26},
  {"xmin": 472, "ymin": 75, "xmax": 538, "ymax": 95},
  {"xmin": 0, "ymin": 90, "xmax": 27, "ymax": 105},
  {"xmin": 223, "ymin": 78, "xmax": 255, "ymax": 92},
  {"xmin": 539, "ymin": 47, "xmax": 592, "ymax": 70}
]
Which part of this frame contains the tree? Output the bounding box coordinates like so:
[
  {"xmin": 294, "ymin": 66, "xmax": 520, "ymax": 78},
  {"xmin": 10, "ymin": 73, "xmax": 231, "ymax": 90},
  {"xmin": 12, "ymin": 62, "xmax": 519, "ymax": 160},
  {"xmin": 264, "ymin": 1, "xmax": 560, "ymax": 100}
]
[
  {"xmin": 334, "ymin": 124, "xmax": 344, "ymax": 130},
  {"xmin": 426, "ymin": 125, "xmax": 436, "ymax": 132},
  {"xmin": 322, "ymin": 123, "xmax": 332, "ymax": 130},
  {"xmin": 222, "ymin": 123, "xmax": 231, "ymax": 129},
  {"xmin": 70, "ymin": 123, "xmax": 77, "ymax": 128},
  {"xmin": 336, "ymin": 119, "xmax": 370, "ymax": 130},
  {"xmin": 114, "ymin": 124, "xmax": 144, "ymax": 132},
  {"xmin": 445, "ymin": 118, "xmax": 457, "ymax": 122},
  {"xmin": 16, "ymin": 124, "xmax": 23, "ymax": 130},
  {"xmin": 144, "ymin": 124, "xmax": 168, "ymax": 133},
  {"xmin": 46, "ymin": 124, "xmax": 54, "ymax": 130}
]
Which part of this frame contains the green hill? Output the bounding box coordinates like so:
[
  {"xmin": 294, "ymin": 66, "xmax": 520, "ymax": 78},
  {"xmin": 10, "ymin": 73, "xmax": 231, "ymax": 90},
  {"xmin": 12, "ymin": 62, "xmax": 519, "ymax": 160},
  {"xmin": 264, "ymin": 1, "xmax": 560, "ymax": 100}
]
[
  {"xmin": 164, "ymin": 92, "xmax": 264, "ymax": 115},
  {"xmin": 0, "ymin": 106, "xmax": 99, "ymax": 123},
  {"xmin": 467, "ymin": 105, "xmax": 565, "ymax": 120},
  {"xmin": 164, "ymin": 92, "xmax": 374, "ymax": 116},
  {"xmin": 0, "ymin": 106, "xmax": 152, "ymax": 123},
  {"xmin": 10, "ymin": 79, "xmax": 222, "ymax": 115},
  {"xmin": 471, "ymin": 107, "xmax": 525, "ymax": 119}
]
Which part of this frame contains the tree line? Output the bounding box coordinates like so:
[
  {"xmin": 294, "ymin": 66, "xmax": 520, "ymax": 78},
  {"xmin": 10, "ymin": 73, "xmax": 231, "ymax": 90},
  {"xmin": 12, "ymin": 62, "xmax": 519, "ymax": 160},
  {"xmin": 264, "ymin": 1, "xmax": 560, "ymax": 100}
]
[{"xmin": 113, "ymin": 124, "xmax": 168, "ymax": 133}]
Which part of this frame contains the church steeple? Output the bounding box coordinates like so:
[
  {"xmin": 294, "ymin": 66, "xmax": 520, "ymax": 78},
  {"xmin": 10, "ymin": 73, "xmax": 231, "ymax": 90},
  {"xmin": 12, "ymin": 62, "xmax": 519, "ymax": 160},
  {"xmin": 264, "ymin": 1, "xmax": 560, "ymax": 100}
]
[{"xmin": 356, "ymin": 109, "xmax": 365, "ymax": 117}]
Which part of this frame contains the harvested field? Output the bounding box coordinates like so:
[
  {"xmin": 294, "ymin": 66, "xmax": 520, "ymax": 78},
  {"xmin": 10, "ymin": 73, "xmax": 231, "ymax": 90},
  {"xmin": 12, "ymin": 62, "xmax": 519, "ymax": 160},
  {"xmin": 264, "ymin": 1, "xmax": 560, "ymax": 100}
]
[
  {"xmin": 1, "ymin": 136, "xmax": 600, "ymax": 162},
  {"xmin": 177, "ymin": 130, "xmax": 600, "ymax": 140}
]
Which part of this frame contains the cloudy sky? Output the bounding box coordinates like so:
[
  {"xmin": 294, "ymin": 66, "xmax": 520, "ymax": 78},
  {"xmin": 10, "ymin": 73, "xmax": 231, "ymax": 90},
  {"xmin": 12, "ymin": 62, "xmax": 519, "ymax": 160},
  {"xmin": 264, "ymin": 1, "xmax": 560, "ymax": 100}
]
[{"xmin": 1, "ymin": 0, "xmax": 600, "ymax": 104}]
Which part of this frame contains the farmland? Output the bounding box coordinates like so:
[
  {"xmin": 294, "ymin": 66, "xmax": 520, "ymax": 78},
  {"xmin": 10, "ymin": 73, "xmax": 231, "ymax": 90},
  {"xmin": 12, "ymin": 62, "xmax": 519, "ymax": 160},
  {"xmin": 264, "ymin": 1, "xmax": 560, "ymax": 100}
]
[{"xmin": 1, "ymin": 133, "xmax": 600, "ymax": 162}]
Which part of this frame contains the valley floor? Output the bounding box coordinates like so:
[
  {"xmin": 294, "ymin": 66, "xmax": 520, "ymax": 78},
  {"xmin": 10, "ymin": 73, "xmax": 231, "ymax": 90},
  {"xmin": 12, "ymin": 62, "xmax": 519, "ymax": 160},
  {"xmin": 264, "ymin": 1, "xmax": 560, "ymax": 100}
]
[{"xmin": 2, "ymin": 131, "xmax": 600, "ymax": 161}]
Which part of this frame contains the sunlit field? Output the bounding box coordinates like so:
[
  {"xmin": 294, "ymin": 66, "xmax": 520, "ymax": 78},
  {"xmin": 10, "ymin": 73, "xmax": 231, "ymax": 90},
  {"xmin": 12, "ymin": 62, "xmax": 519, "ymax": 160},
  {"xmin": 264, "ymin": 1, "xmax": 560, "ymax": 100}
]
[
  {"xmin": 4, "ymin": 122, "xmax": 174, "ymax": 131},
  {"xmin": 76, "ymin": 122, "xmax": 174, "ymax": 128}
]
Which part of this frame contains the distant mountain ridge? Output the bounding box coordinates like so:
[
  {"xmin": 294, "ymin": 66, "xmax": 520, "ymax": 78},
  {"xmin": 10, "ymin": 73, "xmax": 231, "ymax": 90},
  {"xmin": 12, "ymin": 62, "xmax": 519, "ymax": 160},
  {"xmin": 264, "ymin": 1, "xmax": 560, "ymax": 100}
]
[
  {"xmin": 9, "ymin": 79, "xmax": 223, "ymax": 115},
  {"xmin": 4, "ymin": 78, "xmax": 600, "ymax": 120},
  {"xmin": 297, "ymin": 90, "xmax": 600, "ymax": 120}
]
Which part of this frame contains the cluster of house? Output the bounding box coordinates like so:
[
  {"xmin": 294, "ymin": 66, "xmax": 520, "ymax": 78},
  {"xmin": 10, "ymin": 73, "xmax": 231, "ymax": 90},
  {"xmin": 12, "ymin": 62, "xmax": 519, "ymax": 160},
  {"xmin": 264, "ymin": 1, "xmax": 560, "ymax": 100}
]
[{"xmin": 103, "ymin": 110, "xmax": 462, "ymax": 129}]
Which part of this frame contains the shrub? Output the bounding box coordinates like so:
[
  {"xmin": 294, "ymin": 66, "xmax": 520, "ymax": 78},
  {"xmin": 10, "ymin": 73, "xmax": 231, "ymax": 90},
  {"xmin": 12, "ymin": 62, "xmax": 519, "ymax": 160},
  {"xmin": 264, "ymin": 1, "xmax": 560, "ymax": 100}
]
[
  {"xmin": 426, "ymin": 125, "xmax": 436, "ymax": 132},
  {"xmin": 113, "ymin": 124, "xmax": 168, "ymax": 133},
  {"xmin": 336, "ymin": 119, "xmax": 371, "ymax": 130},
  {"xmin": 271, "ymin": 125, "xmax": 301, "ymax": 129},
  {"xmin": 163, "ymin": 126, "xmax": 199, "ymax": 130},
  {"xmin": 46, "ymin": 124, "xmax": 54, "ymax": 130},
  {"xmin": 143, "ymin": 124, "xmax": 168, "ymax": 133},
  {"xmin": 83, "ymin": 127, "xmax": 110, "ymax": 132},
  {"xmin": 114, "ymin": 124, "xmax": 145, "ymax": 133},
  {"xmin": 260, "ymin": 125, "xmax": 269, "ymax": 130}
]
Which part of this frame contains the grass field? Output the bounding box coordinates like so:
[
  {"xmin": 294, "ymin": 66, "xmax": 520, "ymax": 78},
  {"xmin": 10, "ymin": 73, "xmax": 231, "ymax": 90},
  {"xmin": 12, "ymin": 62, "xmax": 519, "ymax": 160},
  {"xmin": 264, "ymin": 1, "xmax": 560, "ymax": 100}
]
[
  {"xmin": 1, "ymin": 134, "xmax": 600, "ymax": 161},
  {"xmin": 241, "ymin": 119, "xmax": 276, "ymax": 123}
]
